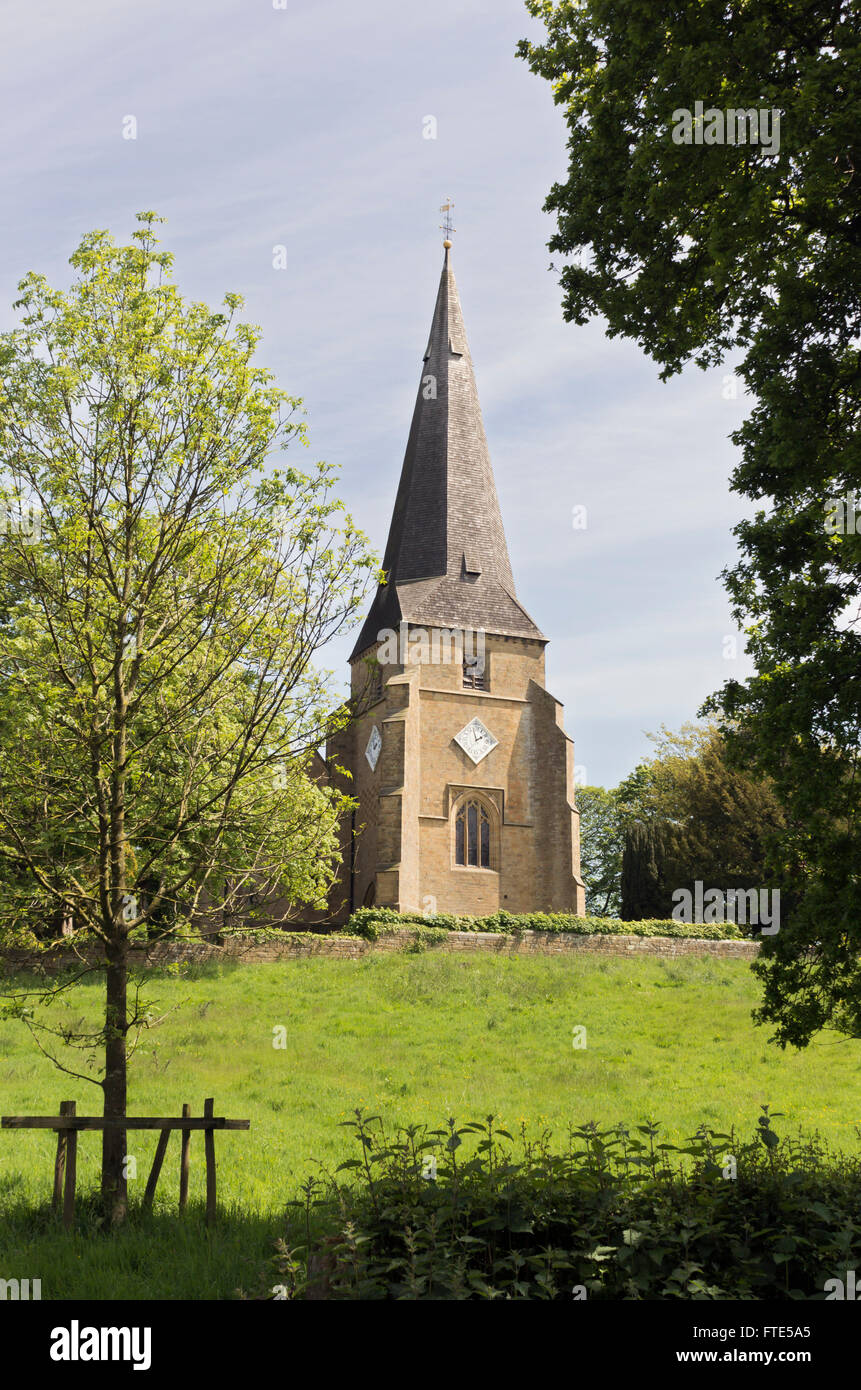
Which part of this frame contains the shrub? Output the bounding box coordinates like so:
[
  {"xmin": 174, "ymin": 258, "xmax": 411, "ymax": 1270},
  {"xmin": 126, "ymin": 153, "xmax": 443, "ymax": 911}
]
[
  {"xmin": 343, "ymin": 907, "xmax": 743, "ymax": 941},
  {"xmin": 253, "ymin": 1108, "xmax": 861, "ymax": 1300}
]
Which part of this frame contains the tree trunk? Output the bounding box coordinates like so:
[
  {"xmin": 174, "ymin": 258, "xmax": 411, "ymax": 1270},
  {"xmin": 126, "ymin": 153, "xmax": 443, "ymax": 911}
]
[{"xmin": 101, "ymin": 938, "xmax": 128, "ymax": 1224}]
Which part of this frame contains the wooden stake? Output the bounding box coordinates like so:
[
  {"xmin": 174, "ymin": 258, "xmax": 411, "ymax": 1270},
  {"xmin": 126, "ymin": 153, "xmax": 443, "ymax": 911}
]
[
  {"xmin": 143, "ymin": 1128, "xmax": 171, "ymax": 1209},
  {"xmin": 63, "ymin": 1100, "xmax": 77, "ymax": 1232},
  {"xmin": 203, "ymin": 1097, "xmax": 216, "ymax": 1225},
  {"xmin": 53, "ymin": 1100, "xmax": 73, "ymax": 1212},
  {"xmin": 179, "ymin": 1103, "xmax": 191, "ymax": 1211},
  {"xmin": 1, "ymin": 1101, "xmax": 249, "ymax": 1225}
]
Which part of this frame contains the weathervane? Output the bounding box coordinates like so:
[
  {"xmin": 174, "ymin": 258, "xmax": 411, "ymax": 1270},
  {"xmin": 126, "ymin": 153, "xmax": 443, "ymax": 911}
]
[{"xmin": 439, "ymin": 198, "xmax": 455, "ymax": 247}]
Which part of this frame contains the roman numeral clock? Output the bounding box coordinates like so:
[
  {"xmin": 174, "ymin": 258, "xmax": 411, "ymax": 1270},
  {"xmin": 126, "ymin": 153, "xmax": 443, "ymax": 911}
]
[{"xmin": 454, "ymin": 718, "xmax": 498, "ymax": 765}]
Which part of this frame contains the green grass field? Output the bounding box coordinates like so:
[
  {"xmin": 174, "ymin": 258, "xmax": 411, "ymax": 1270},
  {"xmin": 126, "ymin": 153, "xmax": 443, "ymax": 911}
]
[{"xmin": 1, "ymin": 950, "xmax": 859, "ymax": 1298}]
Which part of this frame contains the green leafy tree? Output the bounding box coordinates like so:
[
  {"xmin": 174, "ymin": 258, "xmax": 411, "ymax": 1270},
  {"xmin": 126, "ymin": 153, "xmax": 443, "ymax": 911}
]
[
  {"xmin": 0, "ymin": 214, "xmax": 376, "ymax": 1219},
  {"xmin": 617, "ymin": 723, "xmax": 786, "ymax": 921},
  {"xmin": 576, "ymin": 784, "xmax": 624, "ymax": 915},
  {"xmin": 580, "ymin": 726, "xmax": 784, "ymax": 919},
  {"xmin": 519, "ymin": 2, "xmax": 860, "ymax": 1041}
]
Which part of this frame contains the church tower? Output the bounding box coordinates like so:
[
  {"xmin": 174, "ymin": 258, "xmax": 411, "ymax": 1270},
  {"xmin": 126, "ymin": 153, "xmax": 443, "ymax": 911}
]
[{"xmin": 329, "ymin": 239, "xmax": 586, "ymax": 919}]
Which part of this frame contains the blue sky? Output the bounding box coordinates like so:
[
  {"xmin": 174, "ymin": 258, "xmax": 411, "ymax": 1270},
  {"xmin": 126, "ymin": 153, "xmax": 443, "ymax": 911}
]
[{"xmin": 0, "ymin": 0, "xmax": 755, "ymax": 787}]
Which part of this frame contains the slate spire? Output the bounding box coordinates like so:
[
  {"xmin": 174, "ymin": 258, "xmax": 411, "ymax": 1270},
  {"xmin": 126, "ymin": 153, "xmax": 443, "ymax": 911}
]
[{"xmin": 351, "ymin": 244, "xmax": 543, "ymax": 660}]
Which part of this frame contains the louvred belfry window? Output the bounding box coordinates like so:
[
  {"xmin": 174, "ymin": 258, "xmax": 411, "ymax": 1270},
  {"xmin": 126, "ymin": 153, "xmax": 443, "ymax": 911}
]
[
  {"xmin": 462, "ymin": 657, "xmax": 486, "ymax": 690},
  {"xmin": 455, "ymin": 798, "xmax": 492, "ymax": 868}
]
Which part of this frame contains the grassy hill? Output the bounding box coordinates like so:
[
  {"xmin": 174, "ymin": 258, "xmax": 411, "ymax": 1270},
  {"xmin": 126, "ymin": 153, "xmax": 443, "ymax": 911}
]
[{"xmin": 0, "ymin": 950, "xmax": 858, "ymax": 1298}]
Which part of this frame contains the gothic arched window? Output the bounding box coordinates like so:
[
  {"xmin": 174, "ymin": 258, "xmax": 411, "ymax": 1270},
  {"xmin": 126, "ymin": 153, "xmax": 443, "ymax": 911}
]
[{"xmin": 453, "ymin": 796, "xmax": 496, "ymax": 869}]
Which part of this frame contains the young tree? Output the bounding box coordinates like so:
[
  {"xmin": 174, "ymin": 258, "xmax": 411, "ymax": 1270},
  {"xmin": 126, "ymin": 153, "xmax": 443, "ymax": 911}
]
[
  {"xmin": 0, "ymin": 214, "xmax": 376, "ymax": 1220},
  {"xmin": 519, "ymin": 2, "xmax": 860, "ymax": 1040}
]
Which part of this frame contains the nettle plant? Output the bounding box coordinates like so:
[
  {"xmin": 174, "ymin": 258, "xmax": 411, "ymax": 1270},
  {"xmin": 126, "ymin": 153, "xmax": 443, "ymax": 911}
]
[{"xmin": 252, "ymin": 1105, "xmax": 861, "ymax": 1301}]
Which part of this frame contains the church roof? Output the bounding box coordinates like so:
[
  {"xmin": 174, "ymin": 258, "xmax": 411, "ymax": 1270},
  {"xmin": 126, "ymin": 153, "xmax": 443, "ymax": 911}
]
[{"xmin": 350, "ymin": 244, "xmax": 544, "ymax": 661}]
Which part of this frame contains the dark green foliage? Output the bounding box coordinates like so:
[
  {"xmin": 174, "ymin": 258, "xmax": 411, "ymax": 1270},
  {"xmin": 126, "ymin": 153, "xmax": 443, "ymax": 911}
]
[
  {"xmin": 586, "ymin": 725, "xmax": 786, "ymax": 924},
  {"xmin": 617, "ymin": 725, "xmax": 786, "ymax": 913},
  {"xmin": 256, "ymin": 1108, "xmax": 861, "ymax": 1300},
  {"xmin": 619, "ymin": 815, "xmax": 779, "ymax": 929},
  {"xmin": 518, "ymin": 3, "xmax": 861, "ymax": 1043},
  {"xmin": 620, "ymin": 821, "xmax": 672, "ymax": 920}
]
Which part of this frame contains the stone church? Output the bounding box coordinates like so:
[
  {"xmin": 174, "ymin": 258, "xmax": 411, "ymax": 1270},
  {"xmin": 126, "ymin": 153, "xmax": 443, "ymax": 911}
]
[{"xmin": 328, "ymin": 240, "xmax": 586, "ymax": 920}]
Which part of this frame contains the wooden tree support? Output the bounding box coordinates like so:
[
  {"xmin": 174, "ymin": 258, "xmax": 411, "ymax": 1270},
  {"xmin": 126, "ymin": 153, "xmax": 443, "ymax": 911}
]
[
  {"xmin": 142, "ymin": 1128, "xmax": 171, "ymax": 1209},
  {"xmin": 204, "ymin": 1097, "xmax": 217, "ymax": 1225},
  {"xmin": 179, "ymin": 1102, "xmax": 191, "ymax": 1212},
  {"xmin": 2, "ymin": 1099, "xmax": 249, "ymax": 1230},
  {"xmin": 52, "ymin": 1099, "xmax": 73, "ymax": 1214}
]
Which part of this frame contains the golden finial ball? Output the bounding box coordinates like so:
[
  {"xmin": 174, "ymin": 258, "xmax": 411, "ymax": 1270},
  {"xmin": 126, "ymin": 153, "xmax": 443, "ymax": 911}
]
[{"xmin": 443, "ymin": 239, "xmax": 452, "ymax": 248}]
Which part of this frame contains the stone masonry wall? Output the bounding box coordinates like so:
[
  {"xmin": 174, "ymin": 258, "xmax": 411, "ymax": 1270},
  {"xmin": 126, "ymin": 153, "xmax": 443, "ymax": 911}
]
[{"xmin": 0, "ymin": 929, "xmax": 759, "ymax": 976}]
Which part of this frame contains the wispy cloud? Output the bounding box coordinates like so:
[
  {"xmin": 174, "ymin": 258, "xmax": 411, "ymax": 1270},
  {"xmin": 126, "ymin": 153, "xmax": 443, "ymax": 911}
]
[{"xmin": 0, "ymin": 0, "xmax": 752, "ymax": 785}]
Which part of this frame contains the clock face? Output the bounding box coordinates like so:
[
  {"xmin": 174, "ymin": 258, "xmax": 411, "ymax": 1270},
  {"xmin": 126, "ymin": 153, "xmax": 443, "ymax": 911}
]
[
  {"xmin": 453, "ymin": 717, "xmax": 498, "ymax": 765},
  {"xmin": 365, "ymin": 725, "xmax": 382, "ymax": 771}
]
